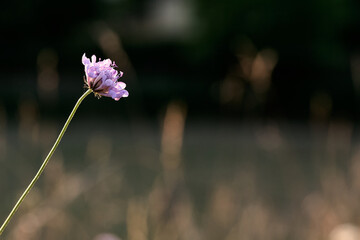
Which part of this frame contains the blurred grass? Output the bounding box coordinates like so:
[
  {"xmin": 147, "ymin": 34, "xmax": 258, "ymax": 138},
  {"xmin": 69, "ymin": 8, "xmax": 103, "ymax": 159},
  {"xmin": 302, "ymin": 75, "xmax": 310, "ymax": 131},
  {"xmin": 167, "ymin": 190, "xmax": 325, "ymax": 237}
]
[
  {"xmin": 2, "ymin": 0, "xmax": 360, "ymax": 238},
  {"xmin": 1, "ymin": 110, "xmax": 360, "ymax": 239}
]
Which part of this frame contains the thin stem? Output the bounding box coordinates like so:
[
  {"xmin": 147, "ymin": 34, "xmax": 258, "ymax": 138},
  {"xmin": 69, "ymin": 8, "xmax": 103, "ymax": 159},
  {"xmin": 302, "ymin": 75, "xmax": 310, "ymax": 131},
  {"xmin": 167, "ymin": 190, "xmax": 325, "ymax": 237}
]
[{"xmin": 0, "ymin": 89, "xmax": 92, "ymax": 236}]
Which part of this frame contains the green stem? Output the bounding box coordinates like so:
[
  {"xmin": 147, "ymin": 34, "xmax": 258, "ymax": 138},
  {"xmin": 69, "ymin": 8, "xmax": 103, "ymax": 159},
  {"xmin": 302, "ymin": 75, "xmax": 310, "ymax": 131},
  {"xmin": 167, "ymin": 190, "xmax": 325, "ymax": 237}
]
[{"xmin": 0, "ymin": 89, "xmax": 92, "ymax": 236}]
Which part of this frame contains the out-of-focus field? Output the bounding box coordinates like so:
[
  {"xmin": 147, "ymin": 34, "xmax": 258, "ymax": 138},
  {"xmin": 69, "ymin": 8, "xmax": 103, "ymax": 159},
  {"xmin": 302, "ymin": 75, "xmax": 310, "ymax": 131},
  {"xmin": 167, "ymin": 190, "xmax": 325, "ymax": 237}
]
[
  {"xmin": 2, "ymin": 0, "xmax": 360, "ymax": 239},
  {"xmin": 1, "ymin": 102, "xmax": 360, "ymax": 240}
]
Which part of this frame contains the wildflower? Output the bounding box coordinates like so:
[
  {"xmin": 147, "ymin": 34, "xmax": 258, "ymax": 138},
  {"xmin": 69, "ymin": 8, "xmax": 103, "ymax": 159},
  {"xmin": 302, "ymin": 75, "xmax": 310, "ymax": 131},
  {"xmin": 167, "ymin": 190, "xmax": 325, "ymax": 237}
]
[
  {"xmin": 82, "ymin": 53, "xmax": 129, "ymax": 100},
  {"xmin": 0, "ymin": 53, "xmax": 130, "ymax": 236}
]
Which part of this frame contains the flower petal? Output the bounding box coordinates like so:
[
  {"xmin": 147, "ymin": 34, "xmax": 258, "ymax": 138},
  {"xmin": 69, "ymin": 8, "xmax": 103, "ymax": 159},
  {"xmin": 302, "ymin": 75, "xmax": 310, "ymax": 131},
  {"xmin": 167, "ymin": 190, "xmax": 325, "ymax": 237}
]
[
  {"xmin": 121, "ymin": 89, "xmax": 129, "ymax": 97},
  {"xmin": 116, "ymin": 81, "xmax": 126, "ymax": 89},
  {"xmin": 91, "ymin": 55, "xmax": 96, "ymax": 63},
  {"xmin": 108, "ymin": 89, "xmax": 129, "ymax": 100},
  {"xmin": 82, "ymin": 54, "xmax": 90, "ymax": 65},
  {"xmin": 104, "ymin": 79, "xmax": 115, "ymax": 87}
]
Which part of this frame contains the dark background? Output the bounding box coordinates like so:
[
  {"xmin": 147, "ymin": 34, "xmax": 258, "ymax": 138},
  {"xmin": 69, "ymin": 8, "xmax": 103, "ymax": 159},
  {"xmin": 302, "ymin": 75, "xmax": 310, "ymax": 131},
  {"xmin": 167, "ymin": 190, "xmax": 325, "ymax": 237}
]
[
  {"xmin": 2, "ymin": 0, "xmax": 360, "ymax": 120},
  {"xmin": 2, "ymin": 0, "xmax": 360, "ymax": 239}
]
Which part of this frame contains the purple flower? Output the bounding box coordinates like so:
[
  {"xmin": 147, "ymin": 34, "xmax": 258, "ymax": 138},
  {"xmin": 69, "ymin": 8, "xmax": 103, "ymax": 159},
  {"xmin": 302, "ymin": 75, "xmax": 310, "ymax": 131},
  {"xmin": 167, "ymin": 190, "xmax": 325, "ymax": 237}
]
[{"xmin": 82, "ymin": 53, "xmax": 129, "ymax": 101}]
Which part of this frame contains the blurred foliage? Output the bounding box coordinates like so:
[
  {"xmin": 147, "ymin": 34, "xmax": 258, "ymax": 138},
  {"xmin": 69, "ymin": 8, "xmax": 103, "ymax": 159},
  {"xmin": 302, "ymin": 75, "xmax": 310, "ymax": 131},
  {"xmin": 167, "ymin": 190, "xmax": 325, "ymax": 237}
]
[
  {"xmin": 1, "ymin": 0, "xmax": 360, "ymax": 120},
  {"xmin": 3, "ymin": 1, "xmax": 360, "ymax": 239}
]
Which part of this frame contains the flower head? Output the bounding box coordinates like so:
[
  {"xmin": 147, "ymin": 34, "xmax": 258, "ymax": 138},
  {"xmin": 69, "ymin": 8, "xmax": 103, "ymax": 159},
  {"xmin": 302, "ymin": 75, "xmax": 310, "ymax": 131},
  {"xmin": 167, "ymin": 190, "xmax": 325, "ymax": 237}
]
[{"xmin": 82, "ymin": 53, "xmax": 129, "ymax": 101}]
